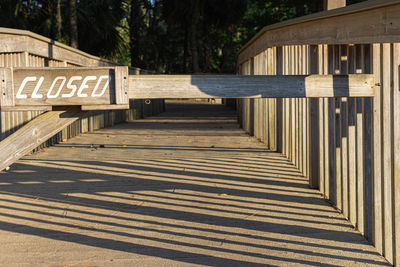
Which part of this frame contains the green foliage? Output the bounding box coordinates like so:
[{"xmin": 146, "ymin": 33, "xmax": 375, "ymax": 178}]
[
  {"xmin": 0, "ymin": 0, "xmax": 370, "ymax": 73},
  {"xmin": 0, "ymin": 0, "xmax": 60, "ymax": 38},
  {"xmin": 76, "ymin": 0, "xmax": 126, "ymax": 59}
]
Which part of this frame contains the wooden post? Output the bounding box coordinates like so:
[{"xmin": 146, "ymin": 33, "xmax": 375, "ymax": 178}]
[
  {"xmin": 0, "ymin": 108, "xmax": 86, "ymax": 171},
  {"xmin": 372, "ymin": 43, "xmax": 383, "ymax": 254},
  {"xmin": 276, "ymin": 47, "xmax": 283, "ymax": 153},
  {"xmin": 309, "ymin": 48, "xmax": 319, "ymax": 188},
  {"xmin": 324, "ymin": 0, "xmax": 346, "ymax": 10},
  {"xmin": 393, "ymin": 42, "xmax": 400, "ymax": 267},
  {"xmin": 363, "ymin": 44, "xmax": 373, "ymax": 243},
  {"xmin": 382, "ymin": 43, "xmax": 394, "ymax": 264},
  {"xmin": 355, "ymin": 44, "xmax": 365, "ymax": 236}
]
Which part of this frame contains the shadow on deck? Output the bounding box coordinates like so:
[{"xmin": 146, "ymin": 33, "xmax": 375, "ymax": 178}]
[{"xmin": 0, "ymin": 100, "xmax": 389, "ymax": 266}]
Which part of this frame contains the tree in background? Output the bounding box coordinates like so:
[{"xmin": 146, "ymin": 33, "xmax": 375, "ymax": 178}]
[
  {"xmin": 160, "ymin": 0, "xmax": 247, "ymax": 73},
  {"xmin": 0, "ymin": 0, "xmax": 369, "ymax": 73},
  {"xmin": 0, "ymin": 0, "xmax": 63, "ymax": 40},
  {"xmin": 76, "ymin": 0, "xmax": 125, "ymax": 59},
  {"xmin": 69, "ymin": 0, "xmax": 78, "ymax": 48}
]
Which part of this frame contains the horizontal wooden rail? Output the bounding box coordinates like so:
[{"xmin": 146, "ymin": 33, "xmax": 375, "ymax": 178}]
[
  {"xmin": 0, "ymin": 27, "xmax": 117, "ymax": 67},
  {"xmin": 129, "ymin": 75, "xmax": 374, "ymax": 99}
]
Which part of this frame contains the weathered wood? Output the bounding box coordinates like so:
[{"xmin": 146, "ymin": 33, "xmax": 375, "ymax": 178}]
[
  {"xmin": 393, "ymin": 43, "xmax": 400, "ymax": 267},
  {"xmin": 341, "ymin": 97, "xmax": 349, "ymax": 218},
  {"xmin": 0, "ymin": 67, "xmax": 132, "ymax": 109},
  {"xmin": 302, "ymin": 46, "xmax": 308, "ymax": 177},
  {"xmin": 354, "ymin": 44, "xmax": 365, "ymax": 235},
  {"xmin": 309, "ymin": 45, "xmax": 320, "ymax": 188},
  {"xmin": 348, "ymin": 97, "xmax": 357, "ymax": 225},
  {"xmin": 363, "ymin": 44, "xmax": 373, "ymax": 242},
  {"xmin": 0, "ymin": 68, "xmax": 14, "ymax": 107},
  {"xmin": 328, "ymin": 97, "xmax": 336, "ymax": 203},
  {"xmin": 292, "ymin": 99, "xmax": 297, "ymax": 165},
  {"xmin": 0, "ymin": 28, "xmax": 116, "ymax": 67},
  {"xmin": 0, "ymin": 32, "xmax": 163, "ymax": 152},
  {"xmin": 0, "ymin": 106, "xmax": 52, "ymax": 112},
  {"xmin": 299, "ymin": 98, "xmax": 304, "ymax": 173},
  {"xmin": 295, "ymin": 98, "xmax": 299, "ymax": 169},
  {"xmin": 342, "ymin": 44, "xmax": 357, "ymax": 225},
  {"xmin": 11, "ymin": 67, "xmax": 117, "ymax": 106},
  {"xmin": 372, "ymin": 43, "xmax": 383, "ymax": 254},
  {"xmin": 115, "ymin": 66, "xmax": 129, "ymax": 105},
  {"xmin": 318, "ymin": 46, "xmax": 327, "ymax": 194},
  {"xmin": 248, "ymin": 58, "xmax": 255, "ymax": 136},
  {"xmin": 335, "ymin": 98, "xmax": 342, "ymax": 211},
  {"xmin": 364, "ymin": 95, "xmax": 373, "ymax": 239},
  {"xmin": 323, "ymin": 97, "xmax": 330, "ymax": 199},
  {"xmin": 235, "ymin": 4, "xmax": 397, "ymax": 265},
  {"xmin": 129, "ymin": 74, "xmax": 374, "ymax": 99},
  {"xmin": 382, "ymin": 43, "xmax": 393, "ymax": 263},
  {"xmin": 81, "ymin": 104, "xmax": 129, "ymax": 111},
  {"xmin": 0, "ymin": 108, "xmax": 86, "ymax": 171}
]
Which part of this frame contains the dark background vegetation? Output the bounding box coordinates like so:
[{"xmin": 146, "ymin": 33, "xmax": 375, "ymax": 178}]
[{"xmin": 0, "ymin": 0, "xmax": 367, "ymax": 73}]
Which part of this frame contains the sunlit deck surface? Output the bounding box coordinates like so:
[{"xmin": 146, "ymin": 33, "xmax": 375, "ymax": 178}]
[{"xmin": 0, "ymin": 100, "xmax": 389, "ymax": 266}]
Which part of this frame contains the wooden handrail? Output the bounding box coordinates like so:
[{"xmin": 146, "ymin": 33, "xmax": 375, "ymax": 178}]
[
  {"xmin": 237, "ymin": 0, "xmax": 400, "ymax": 64},
  {"xmin": 0, "ymin": 27, "xmax": 119, "ymax": 67}
]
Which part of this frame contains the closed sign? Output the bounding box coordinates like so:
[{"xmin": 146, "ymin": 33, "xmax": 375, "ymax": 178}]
[{"xmin": 12, "ymin": 68, "xmax": 116, "ymax": 106}]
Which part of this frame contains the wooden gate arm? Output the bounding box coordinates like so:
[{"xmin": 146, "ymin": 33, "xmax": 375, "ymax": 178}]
[
  {"xmin": 1, "ymin": 66, "xmax": 374, "ymax": 111},
  {"xmin": 128, "ymin": 74, "xmax": 375, "ymax": 99},
  {"xmin": 0, "ymin": 108, "xmax": 86, "ymax": 171}
]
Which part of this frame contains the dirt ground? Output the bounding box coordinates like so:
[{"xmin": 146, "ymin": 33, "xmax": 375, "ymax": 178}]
[{"xmin": 0, "ymin": 100, "xmax": 389, "ymax": 266}]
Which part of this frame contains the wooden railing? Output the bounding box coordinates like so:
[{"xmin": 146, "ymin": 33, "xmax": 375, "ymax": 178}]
[
  {"xmin": 236, "ymin": 0, "xmax": 400, "ymax": 265},
  {"xmin": 0, "ymin": 28, "xmax": 164, "ymax": 149}
]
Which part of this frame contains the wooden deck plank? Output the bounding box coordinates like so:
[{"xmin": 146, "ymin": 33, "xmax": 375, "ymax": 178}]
[{"xmin": 0, "ymin": 100, "xmax": 390, "ymax": 266}]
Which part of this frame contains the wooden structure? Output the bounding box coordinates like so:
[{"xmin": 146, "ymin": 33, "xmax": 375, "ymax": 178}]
[
  {"xmin": 237, "ymin": 0, "xmax": 399, "ymax": 265},
  {"xmin": 0, "ymin": 0, "xmax": 399, "ymax": 265},
  {"xmin": 0, "ymin": 67, "xmax": 374, "ymax": 106},
  {"xmin": 0, "ymin": 66, "xmax": 372, "ymax": 172},
  {"xmin": 0, "ymin": 28, "xmax": 164, "ymax": 150}
]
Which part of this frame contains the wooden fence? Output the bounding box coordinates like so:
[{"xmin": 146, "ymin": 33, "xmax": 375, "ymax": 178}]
[
  {"xmin": 236, "ymin": 0, "xmax": 400, "ymax": 265},
  {"xmin": 0, "ymin": 28, "xmax": 164, "ymax": 150}
]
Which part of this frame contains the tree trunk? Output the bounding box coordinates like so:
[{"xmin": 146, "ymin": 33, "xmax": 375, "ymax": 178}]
[
  {"xmin": 69, "ymin": 0, "xmax": 78, "ymax": 48},
  {"xmin": 56, "ymin": 0, "xmax": 62, "ymax": 41},
  {"xmin": 202, "ymin": 22, "xmax": 211, "ymax": 72},
  {"xmin": 190, "ymin": 0, "xmax": 200, "ymax": 73},
  {"xmin": 130, "ymin": 0, "xmax": 142, "ymax": 68},
  {"xmin": 183, "ymin": 24, "xmax": 189, "ymax": 73}
]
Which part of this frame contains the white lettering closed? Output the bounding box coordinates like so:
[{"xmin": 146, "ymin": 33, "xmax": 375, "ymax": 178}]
[
  {"xmin": 16, "ymin": 75, "xmax": 110, "ymax": 99},
  {"xmin": 62, "ymin": 76, "xmax": 82, "ymax": 98}
]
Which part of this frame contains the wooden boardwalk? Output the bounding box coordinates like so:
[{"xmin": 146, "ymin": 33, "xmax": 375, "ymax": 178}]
[{"xmin": 0, "ymin": 100, "xmax": 389, "ymax": 266}]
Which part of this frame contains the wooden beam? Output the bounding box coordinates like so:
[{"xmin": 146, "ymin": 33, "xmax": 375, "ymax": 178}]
[
  {"xmin": 81, "ymin": 104, "xmax": 129, "ymax": 110},
  {"xmin": 128, "ymin": 74, "xmax": 374, "ymax": 99},
  {"xmin": 0, "ymin": 108, "xmax": 86, "ymax": 171},
  {"xmin": 0, "ymin": 68, "xmax": 374, "ymax": 109},
  {"xmin": 0, "ymin": 106, "xmax": 52, "ymax": 112}
]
